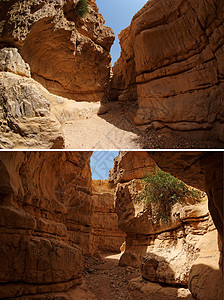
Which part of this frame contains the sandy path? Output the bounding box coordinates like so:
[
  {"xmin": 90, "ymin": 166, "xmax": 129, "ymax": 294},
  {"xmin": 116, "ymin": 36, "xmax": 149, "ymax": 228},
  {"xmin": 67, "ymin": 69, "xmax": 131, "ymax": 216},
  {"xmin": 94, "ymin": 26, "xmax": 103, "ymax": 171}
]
[
  {"xmin": 63, "ymin": 115, "xmax": 141, "ymax": 149},
  {"xmin": 52, "ymin": 99, "xmax": 224, "ymax": 149},
  {"xmin": 83, "ymin": 254, "xmax": 145, "ymax": 300},
  {"xmin": 52, "ymin": 99, "xmax": 142, "ymax": 149}
]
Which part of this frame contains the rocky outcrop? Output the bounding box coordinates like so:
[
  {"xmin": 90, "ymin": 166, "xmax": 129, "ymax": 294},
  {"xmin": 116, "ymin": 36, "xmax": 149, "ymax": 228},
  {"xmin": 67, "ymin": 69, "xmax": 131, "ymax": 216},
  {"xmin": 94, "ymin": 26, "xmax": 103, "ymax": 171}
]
[
  {"xmin": 0, "ymin": 48, "xmax": 64, "ymax": 149},
  {"xmin": 110, "ymin": 151, "xmax": 222, "ymax": 300},
  {"xmin": 91, "ymin": 180, "xmax": 125, "ymax": 253},
  {"xmin": 110, "ymin": 0, "xmax": 224, "ymax": 143},
  {"xmin": 0, "ymin": 0, "xmax": 114, "ymax": 102},
  {"xmin": 0, "ymin": 151, "xmax": 92, "ymax": 298},
  {"xmin": 109, "ymin": 151, "xmax": 157, "ymax": 184}
]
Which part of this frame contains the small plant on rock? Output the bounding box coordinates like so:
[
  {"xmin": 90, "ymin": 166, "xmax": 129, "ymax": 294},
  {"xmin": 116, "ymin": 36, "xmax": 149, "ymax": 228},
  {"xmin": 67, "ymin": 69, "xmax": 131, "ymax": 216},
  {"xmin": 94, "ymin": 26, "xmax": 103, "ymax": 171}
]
[
  {"xmin": 137, "ymin": 168, "xmax": 204, "ymax": 223},
  {"xmin": 75, "ymin": 0, "xmax": 89, "ymax": 18}
]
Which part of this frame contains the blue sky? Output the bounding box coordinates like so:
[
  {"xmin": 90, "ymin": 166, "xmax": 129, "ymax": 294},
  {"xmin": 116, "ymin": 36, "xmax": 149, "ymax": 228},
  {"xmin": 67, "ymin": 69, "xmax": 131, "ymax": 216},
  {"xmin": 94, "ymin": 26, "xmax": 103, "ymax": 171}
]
[
  {"xmin": 90, "ymin": 151, "xmax": 119, "ymax": 180},
  {"xmin": 95, "ymin": 0, "xmax": 148, "ymax": 66}
]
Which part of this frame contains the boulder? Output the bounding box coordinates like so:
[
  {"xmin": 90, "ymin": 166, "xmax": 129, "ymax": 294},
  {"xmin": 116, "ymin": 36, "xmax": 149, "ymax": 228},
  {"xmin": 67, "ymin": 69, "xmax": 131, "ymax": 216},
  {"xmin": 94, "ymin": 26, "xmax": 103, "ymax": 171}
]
[{"xmin": 0, "ymin": 71, "xmax": 64, "ymax": 148}]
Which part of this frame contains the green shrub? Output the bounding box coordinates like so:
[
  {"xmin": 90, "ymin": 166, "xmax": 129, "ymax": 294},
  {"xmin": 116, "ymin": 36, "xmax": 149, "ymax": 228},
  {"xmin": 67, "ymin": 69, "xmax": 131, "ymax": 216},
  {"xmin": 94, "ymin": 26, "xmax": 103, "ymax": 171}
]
[
  {"xmin": 137, "ymin": 168, "xmax": 204, "ymax": 223},
  {"xmin": 75, "ymin": 0, "xmax": 89, "ymax": 18}
]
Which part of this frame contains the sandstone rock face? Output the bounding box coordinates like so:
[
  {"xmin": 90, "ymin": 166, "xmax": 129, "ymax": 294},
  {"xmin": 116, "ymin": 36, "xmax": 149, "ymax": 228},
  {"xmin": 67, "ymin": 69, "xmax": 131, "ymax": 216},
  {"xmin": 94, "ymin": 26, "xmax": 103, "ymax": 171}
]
[
  {"xmin": 0, "ymin": 48, "xmax": 64, "ymax": 149},
  {"xmin": 149, "ymin": 152, "xmax": 223, "ymax": 242},
  {"xmin": 0, "ymin": 0, "xmax": 114, "ymax": 102},
  {"xmin": 141, "ymin": 210, "xmax": 219, "ymax": 286},
  {"xmin": 0, "ymin": 151, "xmax": 92, "ymax": 298},
  {"xmin": 149, "ymin": 151, "xmax": 223, "ymax": 300},
  {"xmin": 91, "ymin": 180, "xmax": 125, "ymax": 253},
  {"xmin": 109, "ymin": 151, "xmax": 157, "ymax": 184},
  {"xmin": 110, "ymin": 151, "xmax": 222, "ymax": 300},
  {"xmin": 111, "ymin": 0, "xmax": 224, "ymax": 143}
]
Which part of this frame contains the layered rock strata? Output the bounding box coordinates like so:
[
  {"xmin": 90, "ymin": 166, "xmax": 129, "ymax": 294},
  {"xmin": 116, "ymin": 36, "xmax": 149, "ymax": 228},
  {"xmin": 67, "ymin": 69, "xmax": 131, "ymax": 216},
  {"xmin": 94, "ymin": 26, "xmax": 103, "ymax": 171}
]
[
  {"xmin": 0, "ymin": 0, "xmax": 114, "ymax": 101},
  {"xmin": 149, "ymin": 151, "xmax": 223, "ymax": 242},
  {"xmin": 111, "ymin": 0, "xmax": 224, "ymax": 143},
  {"xmin": 0, "ymin": 151, "xmax": 93, "ymax": 298},
  {"xmin": 110, "ymin": 151, "xmax": 223, "ymax": 300}
]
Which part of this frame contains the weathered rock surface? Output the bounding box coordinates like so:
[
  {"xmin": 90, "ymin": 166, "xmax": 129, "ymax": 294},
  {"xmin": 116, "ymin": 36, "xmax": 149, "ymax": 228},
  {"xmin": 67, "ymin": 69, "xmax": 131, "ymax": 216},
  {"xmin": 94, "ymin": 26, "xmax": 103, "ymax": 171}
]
[
  {"xmin": 111, "ymin": 0, "xmax": 224, "ymax": 143},
  {"xmin": 91, "ymin": 180, "xmax": 125, "ymax": 253},
  {"xmin": 0, "ymin": 47, "xmax": 65, "ymax": 149},
  {"xmin": 0, "ymin": 70, "xmax": 64, "ymax": 149},
  {"xmin": 109, "ymin": 151, "xmax": 157, "ymax": 184},
  {"xmin": 0, "ymin": 0, "xmax": 114, "ymax": 101},
  {"xmin": 0, "ymin": 151, "xmax": 92, "ymax": 298},
  {"xmin": 130, "ymin": 276, "xmax": 191, "ymax": 300}
]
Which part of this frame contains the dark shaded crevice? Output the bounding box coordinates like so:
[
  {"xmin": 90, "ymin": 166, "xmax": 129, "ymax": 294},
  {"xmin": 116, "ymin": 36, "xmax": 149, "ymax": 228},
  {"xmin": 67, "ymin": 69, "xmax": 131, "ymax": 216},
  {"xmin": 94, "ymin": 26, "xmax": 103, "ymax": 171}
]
[
  {"xmin": 32, "ymin": 72, "xmax": 63, "ymax": 86},
  {"xmin": 0, "ymin": 278, "xmax": 80, "ymax": 286},
  {"xmin": 66, "ymin": 159, "xmax": 82, "ymax": 169}
]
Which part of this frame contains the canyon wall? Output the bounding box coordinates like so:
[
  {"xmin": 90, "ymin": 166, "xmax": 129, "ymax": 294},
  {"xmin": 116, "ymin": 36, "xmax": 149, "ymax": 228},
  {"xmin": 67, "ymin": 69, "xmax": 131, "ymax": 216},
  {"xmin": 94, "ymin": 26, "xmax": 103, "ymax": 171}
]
[
  {"xmin": 149, "ymin": 151, "xmax": 223, "ymax": 300},
  {"xmin": 0, "ymin": 0, "xmax": 114, "ymax": 102},
  {"xmin": 0, "ymin": 152, "xmax": 125, "ymax": 299},
  {"xmin": 0, "ymin": 151, "xmax": 92, "ymax": 298},
  {"xmin": 110, "ymin": 151, "xmax": 223, "ymax": 300},
  {"xmin": 111, "ymin": 0, "xmax": 224, "ymax": 143}
]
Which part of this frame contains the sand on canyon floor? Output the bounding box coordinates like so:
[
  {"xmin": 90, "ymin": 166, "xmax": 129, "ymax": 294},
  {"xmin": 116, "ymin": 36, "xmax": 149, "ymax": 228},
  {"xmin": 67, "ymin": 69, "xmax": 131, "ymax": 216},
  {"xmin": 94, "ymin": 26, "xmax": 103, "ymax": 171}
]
[{"xmin": 57, "ymin": 101, "xmax": 223, "ymax": 149}]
